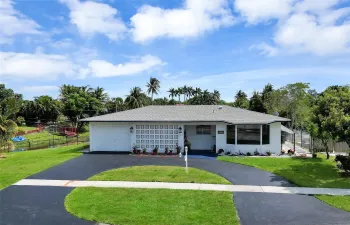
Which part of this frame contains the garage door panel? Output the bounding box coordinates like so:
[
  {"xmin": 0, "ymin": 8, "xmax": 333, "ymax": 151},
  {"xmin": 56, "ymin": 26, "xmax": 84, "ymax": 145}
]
[{"xmin": 91, "ymin": 124, "xmax": 130, "ymax": 151}]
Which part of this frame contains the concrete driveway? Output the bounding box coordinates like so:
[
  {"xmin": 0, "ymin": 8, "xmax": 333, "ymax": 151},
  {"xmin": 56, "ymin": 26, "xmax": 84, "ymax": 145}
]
[{"xmin": 1, "ymin": 154, "xmax": 350, "ymax": 225}]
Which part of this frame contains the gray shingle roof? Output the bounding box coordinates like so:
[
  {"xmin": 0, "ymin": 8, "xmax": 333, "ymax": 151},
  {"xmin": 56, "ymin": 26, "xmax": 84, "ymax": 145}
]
[{"xmin": 81, "ymin": 105, "xmax": 290, "ymax": 124}]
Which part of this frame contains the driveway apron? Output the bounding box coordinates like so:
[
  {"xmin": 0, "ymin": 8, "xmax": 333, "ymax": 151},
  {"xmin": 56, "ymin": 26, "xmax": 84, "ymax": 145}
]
[{"xmin": 1, "ymin": 154, "xmax": 350, "ymax": 225}]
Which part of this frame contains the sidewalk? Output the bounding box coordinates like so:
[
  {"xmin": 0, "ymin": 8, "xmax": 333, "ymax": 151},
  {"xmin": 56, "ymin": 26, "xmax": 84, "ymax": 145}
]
[{"xmin": 14, "ymin": 179, "xmax": 350, "ymax": 196}]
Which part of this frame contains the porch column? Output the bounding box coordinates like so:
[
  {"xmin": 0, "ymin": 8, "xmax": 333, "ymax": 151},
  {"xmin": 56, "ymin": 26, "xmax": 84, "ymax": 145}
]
[
  {"xmin": 260, "ymin": 125, "xmax": 263, "ymax": 151},
  {"xmin": 235, "ymin": 125, "xmax": 238, "ymax": 151}
]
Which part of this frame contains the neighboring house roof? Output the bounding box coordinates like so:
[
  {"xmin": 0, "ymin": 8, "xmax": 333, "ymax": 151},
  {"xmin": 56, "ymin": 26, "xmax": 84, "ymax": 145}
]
[
  {"xmin": 281, "ymin": 125, "xmax": 294, "ymax": 134},
  {"xmin": 81, "ymin": 105, "xmax": 290, "ymax": 124}
]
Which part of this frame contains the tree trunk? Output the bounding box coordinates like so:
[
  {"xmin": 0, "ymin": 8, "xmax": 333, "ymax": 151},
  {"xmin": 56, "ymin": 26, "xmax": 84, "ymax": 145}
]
[{"xmin": 322, "ymin": 139, "xmax": 330, "ymax": 159}]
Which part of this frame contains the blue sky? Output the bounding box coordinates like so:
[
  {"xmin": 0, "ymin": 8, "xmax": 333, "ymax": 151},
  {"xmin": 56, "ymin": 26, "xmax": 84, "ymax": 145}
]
[{"xmin": 1, "ymin": 0, "xmax": 350, "ymax": 101}]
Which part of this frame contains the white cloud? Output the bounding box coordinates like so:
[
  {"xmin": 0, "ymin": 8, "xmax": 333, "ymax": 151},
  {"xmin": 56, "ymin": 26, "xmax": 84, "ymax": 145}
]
[
  {"xmin": 240, "ymin": 0, "xmax": 350, "ymax": 56},
  {"xmin": 20, "ymin": 86, "xmax": 59, "ymax": 93},
  {"xmin": 86, "ymin": 55, "xmax": 164, "ymax": 78},
  {"xmin": 274, "ymin": 13, "xmax": 350, "ymax": 55},
  {"xmin": 250, "ymin": 42, "xmax": 279, "ymax": 56},
  {"xmin": 130, "ymin": 0, "xmax": 235, "ymax": 42},
  {"xmin": 0, "ymin": 0, "xmax": 42, "ymax": 44},
  {"xmin": 50, "ymin": 38, "xmax": 75, "ymax": 49},
  {"xmin": 59, "ymin": 0, "xmax": 127, "ymax": 40},
  {"xmin": 234, "ymin": 0, "xmax": 294, "ymax": 24},
  {"xmin": 0, "ymin": 52, "xmax": 77, "ymax": 80}
]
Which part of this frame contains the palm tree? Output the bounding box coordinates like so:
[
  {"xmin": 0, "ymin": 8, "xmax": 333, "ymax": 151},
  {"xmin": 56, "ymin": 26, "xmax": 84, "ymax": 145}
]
[
  {"xmin": 125, "ymin": 87, "xmax": 146, "ymax": 109},
  {"xmin": 146, "ymin": 77, "xmax": 160, "ymax": 103},
  {"xmin": 186, "ymin": 86, "xmax": 194, "ymax": 99},
  {"xmin": 176, "ymin": 87, "xmax": 183, "ymax": 102},
  {"xmin": 182, "ymin": 85, "xmax": 189, "ymax": 101},
  {"xmin": 93, "ymin": 86, "xmax": 108, "ymax": 102},
  {"xmin": 213, "ymin": 90, "xmax": 220, "ymax": 101},
  {"xmin": 0, "ymin": 115, "xmax": 17, "ymax": 151},
  {"xmin": 168, "ymin": 88, "xmax": 176, "ymax": 100},
  {"xmin": 194, "ymin": 87, "xmax": 202, "ymax": 96}
]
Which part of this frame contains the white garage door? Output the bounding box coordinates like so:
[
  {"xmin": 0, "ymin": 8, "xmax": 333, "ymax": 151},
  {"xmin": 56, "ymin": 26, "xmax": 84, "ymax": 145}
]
[{"xmin": 91, "ymin": 123, "xmax": 130, "ymax": 151}]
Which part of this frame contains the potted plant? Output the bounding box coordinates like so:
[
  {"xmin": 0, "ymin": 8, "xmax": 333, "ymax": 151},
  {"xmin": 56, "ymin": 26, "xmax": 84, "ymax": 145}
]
[
  {"xmin": 281, "ymin": 149, "xmax": 286, "ymax": 155},
  {"xmin": 169, "ymin": 149, "xmax": 173, "ymax": 155},
  {"xmin": 165, "ymin": 147, "xmax": 169, "ymax": 155},
  {"xmin": 266, "ymin": 151, "xmax": 272, "ymax": 156},
  {"xmin": 143, "ymin": 148, "xmax": 147, "ymax": 154},
  {"xmin": 152, "ymin": 146, "xmax": 159, "ymax": 155},
  {"xmin": 132, "ymin": 144, "xmax": 137, "ymax": 154},
  {"xmin": 218, "ymin": 149, "xmax": 224, "ymax": 155},
  {"xmin": 246, "ymin": 152, "xmax": 251, "ymax": 156},
  {"xmin": 254, "ymin": 149, "xmax": 259, "ymax": 156},
  {"xmin": 176, "ymin": 145, "xmax": 182, "ymax": 154}
]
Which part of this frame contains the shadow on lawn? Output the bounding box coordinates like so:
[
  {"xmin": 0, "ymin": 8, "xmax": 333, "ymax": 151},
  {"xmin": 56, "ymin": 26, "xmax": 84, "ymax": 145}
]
[{"xmin": 269, "ymin": 157, "xmax": 350, "ymax": 188}]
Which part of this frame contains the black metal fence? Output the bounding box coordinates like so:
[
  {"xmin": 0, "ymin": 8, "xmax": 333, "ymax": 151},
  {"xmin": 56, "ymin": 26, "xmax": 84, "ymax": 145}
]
[{"xmin": 1, "ymin": 136, "xmax": 89, "ymax": 152}]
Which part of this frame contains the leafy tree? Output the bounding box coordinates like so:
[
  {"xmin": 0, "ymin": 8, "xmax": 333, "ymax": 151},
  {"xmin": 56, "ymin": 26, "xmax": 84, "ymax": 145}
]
[
  {"xmin": 249, "ymin": 91, "xmax": 266, "ymax": 113},
  {"xmin": 60, "ymin": 85, "xmax": 104, "ymax": 130},
  {"xmin": 153, "ymin": 97, "xmax": 169, "ymax": 105},
  {"xmin": 233, "ymin": 90, "xmax": 249, "ymax": 109},
  {"xmin": 280, "ymin": 83, "xmax": 312, "ymax": 130},
  {"xmin": 125, "ymin": 87, "xmax": 148, "ymax": 109},
  {"xmin": 34, "ymin": 95, "xmax": 61, "ymax": 122},
  {"xmin": 105, "ymin": 97, "xmax": 125, "ymax": 113},
  {"xmin": 146, "ymin": 77, "xmax": 160, "ymax": 102},
  {"xmin": 308, "ymin": 86, "xmax": 350, "ymax": 159},
  {"xmin": 0, "ymin": 85, "xmax": 20, "ymax": 149}
]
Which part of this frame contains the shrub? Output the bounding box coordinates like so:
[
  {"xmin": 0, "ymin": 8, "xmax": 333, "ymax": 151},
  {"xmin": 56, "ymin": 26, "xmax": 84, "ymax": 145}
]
[
  {"xmin": 254, "ymin": 149, "xmax": 259, "ymax": 156},
  {"xmin": 218, "ymin": 149, "xmax": 224, "ymax": 154},
  {"xmin": 246, "ymin": 152, "xmax": 251, "ymax": 156},
  {"xmin": 176, "ymin": 145, "xmax": 181, "ymax": 154},
  {"xmin": 288, "ymin": 152, "xmax": 293, "ymax": 156},
  {"xmin": 312, "ymin": 153, "xmax": 317, "ymax": 158},
  {"xmin": 225, "ymin": 151, "xmax": 231, "ymax": 155},
  {"xmin": 335, "ymin": 155, "xmax": 350, "ymax": 173},
  {"xmin": 143, "ymin": 148, "xmax": 147, "ymax": 154},
  {"xmin": 16, "ymin": 116, "xmax": 25, "ymax": 126},
  {"xmin": 266, "ymin": 151, "xmax": 272, "ymax": 156},
  {"xmin": 165, "ymin": 147, "xmax": 169, "ymax": 155},
  {"xmin": 153, "ymin": 146, "xmax": 159, "ymax": 155},
  {"xmin": 17, "ymin": 127, "xmax": 26, "ymax": 135},
  {"xmin": 184, "ymin": 140, "xmax": 191, "ymax": 151},
  {"xmin": 132, "ymin": 144, "xmax": 137, "ymax": 154}
]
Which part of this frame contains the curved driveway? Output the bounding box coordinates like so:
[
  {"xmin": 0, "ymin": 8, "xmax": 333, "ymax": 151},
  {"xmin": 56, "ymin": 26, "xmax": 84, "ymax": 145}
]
[{"xmin": 1, "ymin": 154, "xmax": 350, "ymax": 225}]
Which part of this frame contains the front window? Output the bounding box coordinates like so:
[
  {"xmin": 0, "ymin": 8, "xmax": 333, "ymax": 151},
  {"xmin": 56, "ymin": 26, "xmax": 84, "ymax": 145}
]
[
  {"xmin": 196, "ymin": 125, "xmax": 211, "ymax": 135},
  {"xmin": 226, "ymin": 125, "xmax": 235, "ymax": 144},
  {"xmin": 262, "ymin": 125, "xmax": 270, "ymax": 144},
  {"xmin": 237, "ymin": 125, "xmax": 260, "ymax": 145}
]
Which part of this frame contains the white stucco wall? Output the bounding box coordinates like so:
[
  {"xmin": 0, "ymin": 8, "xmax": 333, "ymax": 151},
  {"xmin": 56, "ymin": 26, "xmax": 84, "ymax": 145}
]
[{"xmin": 185, "ymin": 125, "xmax": 215, "ymax": 150}]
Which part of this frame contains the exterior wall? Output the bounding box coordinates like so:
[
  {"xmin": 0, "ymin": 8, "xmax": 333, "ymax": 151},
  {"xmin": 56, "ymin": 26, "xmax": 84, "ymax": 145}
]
[
  {"xmin": 130, "ymin": 122, "xmax": 184, "ymax": 153},
  {"xmin": 90, "ymin": 122, "xmax": 132, "ymax": 151},
  {"xmin": 215, "ymin": 122, "xmax": 281, "ymax": 154},
  {"xmin": 185, "ymin": 125, "xmax": 215, "ymax": 150}
]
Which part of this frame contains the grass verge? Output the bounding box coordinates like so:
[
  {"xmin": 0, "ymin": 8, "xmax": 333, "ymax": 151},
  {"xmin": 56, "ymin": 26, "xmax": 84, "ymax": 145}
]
[
  {"xmin": 0, "ymin": 144, "xmax": 88, "ymax": 189},
  {"xmin": 217, "ymin": 155, "xmax": 350, "ymax": 212},
  {"xmin": 89, "ymin": 166, "xmax": 231, "ymax": 184},
  {"xmin": 66, "ymin": 188, "xmax": 239, "ymax": 225}
]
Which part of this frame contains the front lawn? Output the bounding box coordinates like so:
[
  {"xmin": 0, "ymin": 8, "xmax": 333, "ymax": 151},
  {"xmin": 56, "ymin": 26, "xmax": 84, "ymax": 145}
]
[
  {"xmin": 218, "ymin": 155, "xmax": 350, "ymax": 212},
  {"xmin": 89, "ymin": 166, "xmax": 231, "ymax": 184},
  {"xmin": 0, "ymin": 144, "xmax": 87, "ymax": 189},
  {"xmin": 65, "ymin": 166, "xmax": 239, "ymax": 225}
]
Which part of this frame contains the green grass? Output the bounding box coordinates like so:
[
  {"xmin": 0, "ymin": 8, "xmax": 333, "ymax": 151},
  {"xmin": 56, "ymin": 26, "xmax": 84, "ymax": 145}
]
[
  {"xmin": 19, "ymin": 126, "xmax": 36, "ymax": 131},
  {"xmin": 89, "ymin": 166, "xmax": 231, "ymax": 184},
  {"xmin": 66, "ymin": 188, "xmax": 239, "ymax": 225},
  {"xmin": 217, "ymin": 155, "xmax": 350, "ymax": 212},
  {"xmin": 317, "ymin": 195, "xmax": 350, "ymax": 212},
  {"xmin": 66, "ymin": 166, "xmax": 238, "ymax": 225},
  {"xmin": 0, "ymin": 144, "xmax": 88, "ymax": 189}
]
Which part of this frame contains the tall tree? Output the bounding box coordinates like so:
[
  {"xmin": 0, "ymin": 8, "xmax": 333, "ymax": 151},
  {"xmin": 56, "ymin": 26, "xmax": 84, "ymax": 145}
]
[
  {"xmin": 234, "ymin": 90, "xmax": 249, "ymax": 109},
  {"xmin": 92, "ymin": 86, "xmax": 108, "ymax": 102},
  {"xmin": 34, "ymin": 95, "xmax": 61, "ymax": 122},
  {"xmin": 60, "ymin": 85, "xmax": 104, "ymax": 130},
  {"xmin": 146, "ymin": 77, "xmax": 160, "ymax": 103},
  {"xmin": 309, "ymin": 85, "xmax": 350, "ymax": 159},
  {"xmin": 125, "ymin": 87, "xmax": 148, "ymax": 109},
  {"xmin": 194, "ymin": 87, "xmax": 202, "ymax": 96},
  {"xmin": 249, "ymin": 91, "xmax": 266, "ymax": 113},
  {"xmin": 168, "ymin": 88, "xmax": 176, "ymax": 100},
  {"xmin": 176, "ymin": 87, "xmax": 183, "ymax": 102},
  {"xmin": 105, "ymin": 97, "xmax": 125, "ymax": 113}
]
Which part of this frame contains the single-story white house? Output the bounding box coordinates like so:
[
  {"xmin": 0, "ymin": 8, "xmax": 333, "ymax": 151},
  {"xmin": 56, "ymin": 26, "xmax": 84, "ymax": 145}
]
[{"xmin": 81, "ymin": 105, "xmax": 290, "ymax": 154}]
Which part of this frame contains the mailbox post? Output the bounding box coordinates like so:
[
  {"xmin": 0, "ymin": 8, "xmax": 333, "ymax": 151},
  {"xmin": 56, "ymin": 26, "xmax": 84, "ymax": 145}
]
[{"xmin": 185, "ymin": 146, "xmax": 188, "ymax": 173}]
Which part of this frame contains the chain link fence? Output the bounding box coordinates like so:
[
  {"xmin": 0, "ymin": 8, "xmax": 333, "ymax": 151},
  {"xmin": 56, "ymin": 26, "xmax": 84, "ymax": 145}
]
[{"xmin": 1, "ymin": 136, "xmax": 89, "ymax": 153}]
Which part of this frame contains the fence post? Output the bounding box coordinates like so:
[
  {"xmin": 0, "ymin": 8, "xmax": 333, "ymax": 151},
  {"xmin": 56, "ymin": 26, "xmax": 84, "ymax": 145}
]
[{"xmin": 29, "ymin": 140, "xmax": 31, "ymax": 150}]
